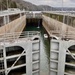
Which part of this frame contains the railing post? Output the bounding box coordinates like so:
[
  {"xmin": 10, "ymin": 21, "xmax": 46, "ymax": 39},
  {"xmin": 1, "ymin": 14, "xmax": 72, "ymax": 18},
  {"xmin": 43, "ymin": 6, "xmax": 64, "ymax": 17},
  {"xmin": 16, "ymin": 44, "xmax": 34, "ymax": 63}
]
[{"xmin": 3, "ymin": 45, "xmax": 7, "ymax": 75}]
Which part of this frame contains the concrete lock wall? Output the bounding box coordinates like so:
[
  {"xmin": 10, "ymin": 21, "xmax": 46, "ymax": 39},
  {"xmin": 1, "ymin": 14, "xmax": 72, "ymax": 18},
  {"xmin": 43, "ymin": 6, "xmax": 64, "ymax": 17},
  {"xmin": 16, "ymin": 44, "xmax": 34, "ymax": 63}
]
[
  {"xmin": 50, "ymin": 39, "xmax": 75, "ymax": 75},
  {"xmin": 0, "ymin": 15, "xmax": 26, "ymax": 35},
  {"xmin": 42, "ymin": 15, "xmax": 75, "ymax": 39}
]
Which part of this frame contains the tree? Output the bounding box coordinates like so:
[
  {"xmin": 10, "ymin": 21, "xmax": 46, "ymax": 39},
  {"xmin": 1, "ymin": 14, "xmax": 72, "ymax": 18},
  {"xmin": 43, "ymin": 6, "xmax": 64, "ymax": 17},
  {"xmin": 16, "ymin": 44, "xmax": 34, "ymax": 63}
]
[{"xmin": 0, "ymin": 0, "xmax": 17, "ymax": 10}]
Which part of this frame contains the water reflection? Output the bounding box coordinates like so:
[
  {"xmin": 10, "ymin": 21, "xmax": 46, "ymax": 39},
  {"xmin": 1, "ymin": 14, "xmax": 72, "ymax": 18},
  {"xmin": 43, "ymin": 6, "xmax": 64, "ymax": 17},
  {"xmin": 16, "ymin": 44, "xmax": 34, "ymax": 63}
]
[{"xmin": 40, "ymin": 27, "xmax": 50, "ymax": 75}]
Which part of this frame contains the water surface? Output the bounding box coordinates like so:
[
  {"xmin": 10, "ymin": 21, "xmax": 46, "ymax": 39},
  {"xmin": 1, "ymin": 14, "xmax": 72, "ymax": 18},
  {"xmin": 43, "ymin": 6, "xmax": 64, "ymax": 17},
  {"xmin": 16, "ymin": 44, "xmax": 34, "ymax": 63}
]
[{"xmin": 25, "ymin": 26, "xmax": 50, "ymax": 75}]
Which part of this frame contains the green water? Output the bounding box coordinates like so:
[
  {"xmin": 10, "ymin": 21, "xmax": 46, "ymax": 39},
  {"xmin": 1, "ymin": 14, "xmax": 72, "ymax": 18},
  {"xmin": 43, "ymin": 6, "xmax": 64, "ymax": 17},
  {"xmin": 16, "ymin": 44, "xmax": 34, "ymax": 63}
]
[{"xmin": 25, "ymin": 26, "xmax": 50, "ymax": 75}]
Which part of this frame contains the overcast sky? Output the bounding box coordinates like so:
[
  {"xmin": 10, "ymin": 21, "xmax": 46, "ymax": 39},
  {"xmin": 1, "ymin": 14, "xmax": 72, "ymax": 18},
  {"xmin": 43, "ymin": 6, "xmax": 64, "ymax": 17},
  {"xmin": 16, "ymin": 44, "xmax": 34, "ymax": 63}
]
[{"xmin": 24, "ymin": 0, "xmax": 75, "ymax": 7}]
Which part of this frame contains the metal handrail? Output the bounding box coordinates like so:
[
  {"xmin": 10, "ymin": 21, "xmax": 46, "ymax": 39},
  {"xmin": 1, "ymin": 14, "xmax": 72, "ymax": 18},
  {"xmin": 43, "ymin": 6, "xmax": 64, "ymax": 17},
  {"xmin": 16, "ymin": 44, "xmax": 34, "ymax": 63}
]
[
  {"xmin": 50, "ymin": 30, "xmax": 75, "ymax": 40},
  {"xmin": 0, "ymin": 31, "xmax": 40, "ymax": 43}
]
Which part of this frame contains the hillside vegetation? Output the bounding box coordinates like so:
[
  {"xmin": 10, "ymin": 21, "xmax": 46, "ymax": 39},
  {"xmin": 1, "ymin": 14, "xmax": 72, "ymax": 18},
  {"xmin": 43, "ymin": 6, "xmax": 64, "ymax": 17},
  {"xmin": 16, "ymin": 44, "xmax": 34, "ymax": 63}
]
[
  {"xmin": 0, "ymin": 0, "xmax": 17, "ymax": 10},
  {"xmin": 0, "ymin": 0, "xmax": 51, "ymax": 11}
]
